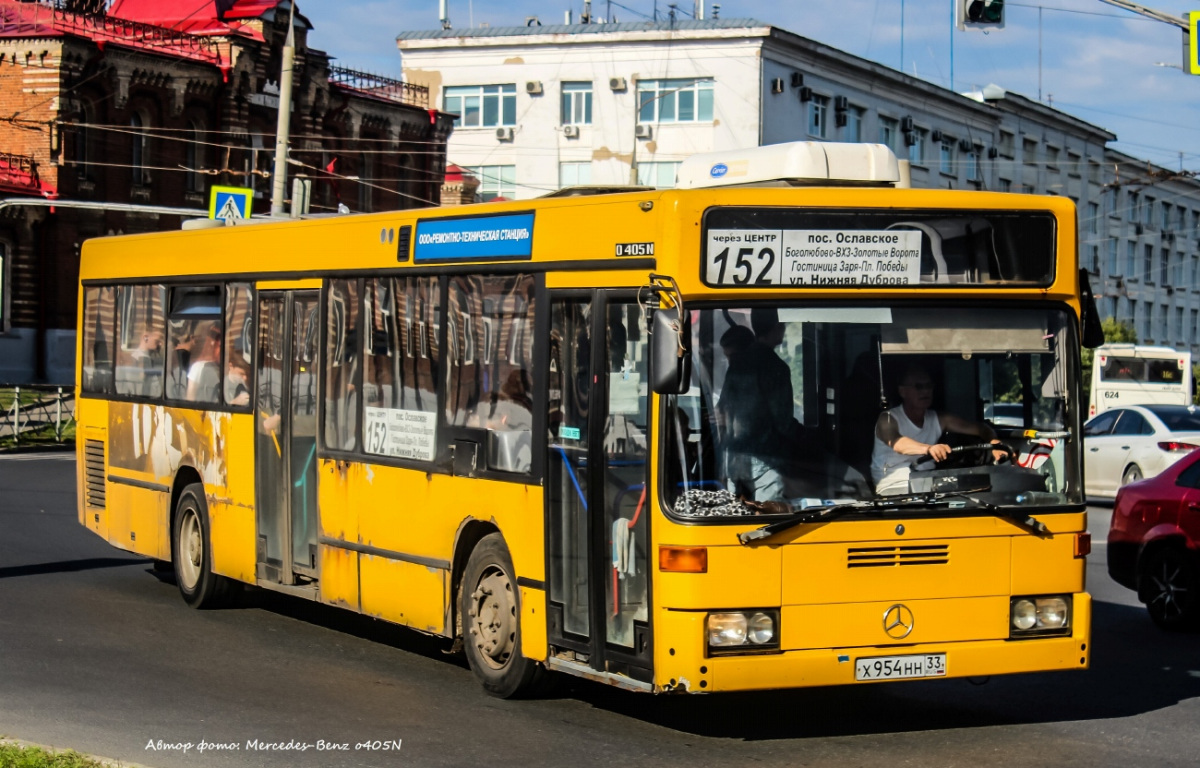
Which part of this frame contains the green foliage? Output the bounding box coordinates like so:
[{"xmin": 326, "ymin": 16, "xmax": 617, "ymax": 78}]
[
  {"xmin": 1081, "ymin": 318, "xmax": 1138, "ymax": 405},
  {"xmin": 0, "ymin": 742, "xmax": 109, "ymax": 768}
]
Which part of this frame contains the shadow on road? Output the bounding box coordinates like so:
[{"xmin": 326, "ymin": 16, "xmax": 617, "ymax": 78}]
[
  {"xmin": 560, "ymin": 599, "xmax": 1199, "ymax": 740},
  {"xmin": 0, "ymin": 556, "xmax": 149, "ymax": 580}
]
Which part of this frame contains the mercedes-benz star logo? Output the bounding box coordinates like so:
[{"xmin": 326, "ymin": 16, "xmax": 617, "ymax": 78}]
[{"xmin": 882, "ymin": 604, "xmax": 915, "ymax": 639}]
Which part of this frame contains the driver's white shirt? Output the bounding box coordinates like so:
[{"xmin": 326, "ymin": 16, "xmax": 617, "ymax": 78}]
[{"xmin": 871, "ymin": 406, "xmax": 942, "ymax": 495}]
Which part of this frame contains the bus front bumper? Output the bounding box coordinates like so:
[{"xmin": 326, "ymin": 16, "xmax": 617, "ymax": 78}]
[{"xmin": 653, "ymin": 593, "xmax": 1090, "ymax": 693}]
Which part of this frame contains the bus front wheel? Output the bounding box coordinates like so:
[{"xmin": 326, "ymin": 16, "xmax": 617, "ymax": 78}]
[
  {"xmin": 172, "ymin": 483, "xmax": 239, "ymax": 609},
  {"xmin": 461, "ymin": 533, "xmax": 548, "ymax": 698}
]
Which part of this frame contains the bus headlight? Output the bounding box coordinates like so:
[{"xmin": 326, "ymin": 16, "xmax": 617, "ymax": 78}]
[
  {"xmin": 1010, "ymin": 595, "xmax": 1071, "ymax": 637},
  {"xmin": 706, "ymin": 610, "xmax": 780, "ymax": 654}
]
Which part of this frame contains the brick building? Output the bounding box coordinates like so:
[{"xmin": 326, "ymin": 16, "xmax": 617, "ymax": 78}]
[{"xmin": 0, "ymin": 0, "xmax": 453, "ymax": 383}]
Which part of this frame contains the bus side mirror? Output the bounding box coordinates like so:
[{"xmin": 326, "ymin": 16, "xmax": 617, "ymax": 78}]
[
  {"xmin": 1079, "ymin": 268, "xmax": 1105, "ymax": 349},
  {"xmin": 650, "ymin": 306, "xmax": 691, "ymax": 394}
]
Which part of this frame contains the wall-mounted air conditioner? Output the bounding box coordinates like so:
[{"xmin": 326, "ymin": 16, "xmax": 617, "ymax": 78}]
[
  {"xmin": 634, "ymin": 124, "xmax": 652, "ymax": 139},
  {"xmin": 609, "ymin": 77, "xmax": 627, "ymax": 91},
  {"xmin": 771, "ymin": 78, "xmax": 784, "ymax": 94},
  {"xmin": 496, "ymin": 127, "xmax": 514, "ymax": 141},
  {"xmin": 798, "ymin": 86, "xmax": 813, "ymax": 102},
  {"xmin": 931, "ymin": 129, "xmax": 944, "ymax": 144},
  {"xmin": 900, "ymin": 115, "xmax": 914, "ymax": 132},
  {"xmin": 790, "ymin": 72, "xmax": 804, "ymax": 88},
  {"xmin": 833, "ymin": 95, "xmax": 848, "ymax": 111},
  {"xmin": 525, "ymin": 81, "xmax": 543, "ymax": 95},
  {"xmin": 563, "ymin": 124, "xmax": 580, "ymax": 138}
]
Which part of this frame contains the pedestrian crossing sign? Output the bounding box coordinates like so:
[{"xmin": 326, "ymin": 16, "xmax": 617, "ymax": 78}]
[
  {"xmin": 1191, "ymin": 12, "xmax": 1200, "ymax": 75},
  {"xmin": 209, "ymin": 185, "xmax": 253, "ymax": 220}
]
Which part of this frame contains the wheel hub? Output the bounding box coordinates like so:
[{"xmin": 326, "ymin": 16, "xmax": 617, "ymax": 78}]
[{"xmin": 469, "ymin": 567, "xmax": 515, "ymax": 669}]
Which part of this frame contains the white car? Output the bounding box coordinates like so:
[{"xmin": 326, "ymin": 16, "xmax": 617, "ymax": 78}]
[{"xmin": 1083, "ymin": 404, "xmax": 1200, "ymax": 498}]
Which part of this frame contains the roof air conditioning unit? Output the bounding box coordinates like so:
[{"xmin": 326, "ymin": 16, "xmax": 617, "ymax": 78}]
[
  {"xmin": 931, "ymin": 129, "xmax": 944, "ymax": 143},
  {"xmin": 496, "ymin": 127, "xmax": 515, "ymax": 141},
  {"xmin": 833, "ymin": 95, "xmax": 849, "ymax": 111},
  {"xmin": 790, "ymin": 72, "xmax": 804, "ymax": 88},
  {"xmin": 634, "ymin": 124, "xmax": 652, "ymax": 139},
  {"xmin": 798, "ymin": 86, "xmax": 813, "ymax": 102},
  {"xmin": 525, "ymin": 81, "xmax": 543, "ymax": 95},
  {"xmin": 900, "ymin": 115, "xmax": 914, "ymax": 132},
  {"xmin": 771, "ymin": 77, "xmax": 784, "ymax": 94},
  {"xmin": 609, "ymin": 76, "xmax": 627, "ymax": 91},
  {"xmin": 562, "ymin": 124, "xmax": 580, "ymax": 138}
]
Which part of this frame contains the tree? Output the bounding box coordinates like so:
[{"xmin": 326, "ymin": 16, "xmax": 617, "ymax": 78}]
[{"xmin": 1081, "ymin": 318, "xmax": 1137, "ymax": 405}]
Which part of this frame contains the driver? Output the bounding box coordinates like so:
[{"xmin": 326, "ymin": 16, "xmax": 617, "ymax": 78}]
[{"xmin": 871, "ymin": 364, "xmax": 998, "ymax": 495}]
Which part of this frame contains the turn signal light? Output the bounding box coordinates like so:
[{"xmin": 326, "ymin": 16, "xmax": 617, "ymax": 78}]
[
  {"xmin": 659, "ymin": 546, "xmax": 708, "ymax": 573},
  {"xmin": 1157, "ymin": 441, "xmax": 1198, "ymax": 453},
  {"xmin": 1074, "ymin": 531, "xmax": 1091, "ymax": 558}
]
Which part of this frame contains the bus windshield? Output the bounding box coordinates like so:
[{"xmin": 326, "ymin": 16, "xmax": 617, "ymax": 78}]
[{"xmin": 665, "ymin": 304, "xmax": 1080, "ymax": 518}]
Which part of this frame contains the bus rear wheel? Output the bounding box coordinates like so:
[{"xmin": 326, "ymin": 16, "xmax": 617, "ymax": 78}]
[
  {"xmin": 461, "ymin": 533, "xmax": 548, "ymax": 698},
  {"xmin": 173, "ymin": 482, "xmax": 239, "ymax": 609}
]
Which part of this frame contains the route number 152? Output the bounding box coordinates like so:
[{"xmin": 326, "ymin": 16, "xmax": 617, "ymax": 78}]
[{"xmin": 712, "ymin": 246, "xmax": 776, "ymax": 285}]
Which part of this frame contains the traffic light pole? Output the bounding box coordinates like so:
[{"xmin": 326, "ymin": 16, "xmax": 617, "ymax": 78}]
[{"xmin": 1095, "ymin": 0, "xmax": 1185, "ymax": 30}]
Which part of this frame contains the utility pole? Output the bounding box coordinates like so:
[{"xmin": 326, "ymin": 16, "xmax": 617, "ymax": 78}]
[{"xmin": 269, "ymin": 2, "xmax": 296, "ymax": 217}]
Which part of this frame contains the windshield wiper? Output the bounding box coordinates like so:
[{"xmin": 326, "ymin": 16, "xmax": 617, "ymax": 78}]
[
  {"xmin": 737, "ymin": 489, "xmax": 1049, "ymax": 545},
  {"xmin": 936, "ymin": 492, "xmax": 1050, "ymax": 537}
]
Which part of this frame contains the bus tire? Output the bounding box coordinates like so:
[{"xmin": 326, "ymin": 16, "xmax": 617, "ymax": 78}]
[
  {"xmin": 172, "ymin": 482, "xmax": 239, "ymax": 609},
  {"xmin": 461, "ymin": 533, "xmax": 548, "ymax": 698}
]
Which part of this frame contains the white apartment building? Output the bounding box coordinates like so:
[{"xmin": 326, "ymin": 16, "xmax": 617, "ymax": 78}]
[{"xmin": 398, "ymin": 17, "xmax": 1200, "ymax": 353}]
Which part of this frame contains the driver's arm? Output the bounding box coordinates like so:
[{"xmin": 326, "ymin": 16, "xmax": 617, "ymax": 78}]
[{"xmin": 876, "ymin": 412, "xmax": 952, "ymax": 462}]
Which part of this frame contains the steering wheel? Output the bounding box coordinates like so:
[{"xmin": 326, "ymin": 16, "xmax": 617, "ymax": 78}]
[{"xmin": 912, "ymin": 440, "xmax": 1016, "ymax": 470}]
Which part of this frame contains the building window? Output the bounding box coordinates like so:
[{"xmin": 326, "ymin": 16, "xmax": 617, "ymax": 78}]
[
  {"xmin": 0, "ymin": 243, "xmax": 6, "ymax": 332},
  {"xmin": 878, "ymin": 116, "xmax": 898, "ymax": 151},
  {"xmin": 1143, "ymin": 244, "xmax": 1154, "ymax": 283},
  {"xmin": 908, "ymin": 129, "xmax": 927, "ymax": 166},
  {"xmin": 561, "ymin": 82, "xmax": 592, "ymax": 125},
  {"xmin": 1088, "ymin": 202, "xmax": 1100, "ymax": 235},
  {"xmin": 444, "ymin": 85, "xmax": 517, "ymax": 127},
  {"xmin": 998, "ymin": 131, "xmax": 1014, "ymax": 157},
  {"xmin": 1162, "ymin": 202, "xmax": 1172, "ymax": 231},
  {"xmin": 1142, "ymin": 305, "xmax": 1151, "ymax": 341},
  {"xmin": 1046, "ymin": 145, "xmax": 1059, "ymax": 169},
  {"xmin": 1160, "ymin": 248, "xmax": 1170, "ymax": 284},
  {"xmin": 1088, "ymin": 244, "xmax": 1099, "ymax": 273},
  {"xmin": 1144, "ymin": 197, "xmax": 1155, "ymax": 227},
  {"xmin": 966, "ymin": 146, "xmax": 981, "ymax": 182},
  {"xmin": 1022, "ymin": 137, "xmax": 1038, "ymax": 166},
  {"xmin": 1192, "ymin": 309, "xmax": 1198, "ymax": 344},
  {"xmin": 939, "ymin": 137, "xmax": 955, "ymax": 174},
  {"xmin": 559, "ymin": 162, "xmax": 592, "ymax": 187},
  {"xmin": 845, "ymin": 107, "xmax": 863, "ymax": 142},
  {"xmin": 359, "ymin": 153, "xmax": 374, "ymax": 212},
  {"xmin": 1128, "ymin": 192, "xmax": 1139, "ymax": 222},
  {"xmin": 998, "ymin": 178, "xmax": 1011, "ymax": 193},
  {"xmin": 637, "ymin": 78, "xmax": 714, "ymax": 124},
  {"xmin": 636, "ymin": 161, "xmax": 680, "ymax": 188},
  {"xmin": 1177, "ymin": 308, "xmax": 1185, "ymax": 343},
  {"xmin": 1126, "ymin": 240, "xmax": 1136, "ymax": 276},
  {"xmin": 130, "ymin": 112, "xmax": 148, "ymax": 185},
  {"xmin": 1174, "ymin": 251, "xmax": 1184, "ymax": 285},
  {"xmin": 808, "ymin": 95, "xmax": 829, "ymax": 138},
  {"xmin": 185, "ymin": 120, "xmax": 205, "ymax": 194},
  {"xmin": 469, "ymin": 165, "xmax": 517, "ymax": 201},
  {"xmin": 1107, "ymin": 238, "xmax": 1117, "ymax": 275},
  {"xmin": 1130, "ymin": 300, "xmax": 1138, "ymax": 331}
]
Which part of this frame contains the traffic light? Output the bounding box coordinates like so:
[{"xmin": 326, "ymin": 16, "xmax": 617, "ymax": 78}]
[{"xmin": 957, "ymin": 0, "xmax": 1004, "ymax": 31}]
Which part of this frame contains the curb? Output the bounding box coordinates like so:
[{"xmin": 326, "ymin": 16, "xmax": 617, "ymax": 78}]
[
  {"xmin": 0, "ymin": 443, "xmax": 74, "ymax": 455},
  {"xmin": 1, "ymin": 737, "xmax": 156, "ymax": 768}
]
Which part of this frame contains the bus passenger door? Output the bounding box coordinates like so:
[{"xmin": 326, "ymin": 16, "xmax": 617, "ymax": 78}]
[
  {"xmin": 255, "ymin": 291, "xmax": 320, "ymax": 584},
  {"xmin": 546, "ymin": 292, "xmax": 652, "ymax": 682}
]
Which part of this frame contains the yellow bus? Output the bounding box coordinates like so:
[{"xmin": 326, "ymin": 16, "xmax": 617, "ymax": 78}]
[{"xmin": 76, "ymin": 142, "xmax": 1101, "ymax": 698}]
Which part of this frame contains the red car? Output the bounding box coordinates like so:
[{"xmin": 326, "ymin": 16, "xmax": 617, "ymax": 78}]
[{"xmin": 1108, "ymin": 447, "xmax": 1200, "ymax": 630}]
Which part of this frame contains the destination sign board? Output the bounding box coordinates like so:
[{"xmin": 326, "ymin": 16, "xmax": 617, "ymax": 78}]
[{"xmin": 705, "ymin": 228, "xmax": 923, "ymax": 287}]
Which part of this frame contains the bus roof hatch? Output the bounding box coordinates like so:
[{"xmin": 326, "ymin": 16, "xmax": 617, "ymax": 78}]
[{"xmin": 675, "ymin": 142, "xmax": 900, "ymax": 189}]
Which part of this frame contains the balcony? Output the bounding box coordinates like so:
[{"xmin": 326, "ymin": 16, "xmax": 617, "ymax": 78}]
[
  {"xmin": 0, "ymin": 152, "xmax": 55, "ymax": 198},
  {"xmin": 328, "ymin": 66, "xmax": 429, "ymax": 109}
]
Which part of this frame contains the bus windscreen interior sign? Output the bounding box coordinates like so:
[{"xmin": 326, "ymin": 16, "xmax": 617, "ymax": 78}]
[
  {"xmin": 414, "ymin": 212, "xmax": 534, "ymax": 262},
  {"xmin": 702, "ymin": 208, "xmax": 1056, "ymax": 288}
]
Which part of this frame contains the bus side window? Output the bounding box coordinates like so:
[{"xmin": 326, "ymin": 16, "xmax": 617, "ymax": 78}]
[
  {"xmin": 114, "ymin": 284, "xmax": 167, "ymax": 399},
  {"xmin": 323, "ymin": 279, "xmax": 360, "ymax": 451},
  {"xmin": 224, "ymin": 283, "xmax": 253, "ymax": 407},
  {"xmin": 163, "ymin": 285, "xmax": 224, "ymax": 404},
  {"xmin": 81, "ymin": 285, "xmax": 116, "ymax": 395}
]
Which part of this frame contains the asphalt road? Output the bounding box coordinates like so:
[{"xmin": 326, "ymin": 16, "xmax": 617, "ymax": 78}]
[{"xmin": 1, "ymin": 453, "xmax": 1198, "ymax": 768}]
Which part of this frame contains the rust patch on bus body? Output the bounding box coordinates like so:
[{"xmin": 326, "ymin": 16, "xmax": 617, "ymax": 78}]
[{"xmin": 108, "ymin": 402, "xmax": 230, "ymax": 487}]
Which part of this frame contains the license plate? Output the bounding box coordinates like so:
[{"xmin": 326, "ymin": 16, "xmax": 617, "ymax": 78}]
[{"xmin": 854, "ymin": 653, "xmax": 946, "ymax": 681}]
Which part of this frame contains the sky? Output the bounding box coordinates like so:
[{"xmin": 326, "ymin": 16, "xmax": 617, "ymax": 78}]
[{"xmin": 294, "ymin": 0, "xmax": 1200, "ymax": 173}]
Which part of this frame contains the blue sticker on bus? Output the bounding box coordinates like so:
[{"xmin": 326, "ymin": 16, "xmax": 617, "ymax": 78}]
[
  {"xmin": 413, "ymin": 213, "xmax": 535, "ymax": 261},
  {"xmin": 710, "ymin": 163, "xmax": 728, "ymax": 178}
]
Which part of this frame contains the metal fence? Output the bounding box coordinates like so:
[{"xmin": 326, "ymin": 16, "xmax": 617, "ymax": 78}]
[{"xmin": 0, "ymin": 385, "xmax": 76, "ymax": 447}]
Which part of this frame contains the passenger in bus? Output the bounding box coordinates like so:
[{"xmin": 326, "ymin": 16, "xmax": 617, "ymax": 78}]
[
  {"xmin": 871, "ymin": 364, "xmax": 999, "ymax": 495},
  {"xmin": 185, "ymin": 325, "xmax": 223, "ymax": 403},
  {"xmin": 225, "ymin": 352, "xmax": 251, "ymax": 407},
  {"xmin": 718, "ymin": 309, "xmax": 800, "ymax": 501}
]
